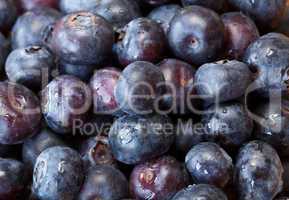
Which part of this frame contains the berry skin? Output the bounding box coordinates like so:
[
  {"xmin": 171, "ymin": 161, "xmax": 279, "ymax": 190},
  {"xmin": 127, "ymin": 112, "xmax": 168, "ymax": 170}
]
[
  {"xmin": 140, "ymin": 0, "xmax": 172, "ymax": 6},
  {"xmin": 51, "ymin": 12, "xmax": 114, "ymax": 65},
  {"xmin": 11, "ymin": 7, "xmax": 61, "ymax": 49},
  {"xmin": 148, "ymin": 4, "xmax": 181, "ymax": 34},
  {"xmin": 5, "ymin": 45, "xmax": 55, "ymax": 91},
  {"xmin": 59, "ymin": 61, "xmax": 96, "ymax": 82},
  {"xmin": 78, "ymin": 165, "xmax": 129, "ymax": 200},
  {"xmin": 115, "ymin": 61, "xmax": 165, "ymax": 115},
  {"xmin": 0, "ymin": 158, "xmax": 28, "ymax": 199},
  {"xmin": 228, "ymin": 0, "xmax": 286, "ymax": 29},
  {"xmin": 32, "ymin": 146, "xmax": 84, "ymax": 200},
  {"xmin": 168, "ymin": 6, "xmax": 225, "ymax": 66},
  {"xmin": 130, "ymin": 156, "xmax": 190, "ymax": 200},
  {"xmin": 79, "ymin": 136, "xmax": 117, "ymax": 168},
  {"xmin": 158, "ymin": 58, "xmax": 196, "ymax": 114},
  {"xmin": 22, "ymin": 128, "xmax": 66, "ymax": 173},
  {"xmin": 90, "ymin": 67, "xmax": 121, "ymax": 115},
  {"xmin": 181, "ymin": 0, "xmax": 226, "ymax": 12},
  {"xmin": 171, "ymin": 184, "xmax": 228, "ymax": 200},
  {"xmin": 41, "ymin": 75, "xmax": 92, "ymax": 134},
  {"xmin": 109, "ymin": 114, "xmax": 174, "ymax": 165},
  {"xmin": 202, "ymin": 103, "xmax": 253, "ymax": 150},
  {"xmin": 222, "ymin": 12, "xmax": 260, "ymax": 60},
  {"xmin": 243, "ymin": 33, "xmax": 289, "ymax": 97},
  {"xmin": 194, "ymin": 60, "xmax": 252, "ymax": 104},
  {"xmin": 0, "ymin": 81, "xmax": 41, "ymax": 144},
  {"xmin": 0, "ymin": 32, "xmax": 9, "ymax": 73},
  {"xmin": 0, "ymin": 0, "xmax": 17, "ymax": 34},
  {"xmin": 116, "ymin": 18, "xmax": 166, "ymax": 67},
  {"xmin": 185, "ymin": 142, "xmax": 233, "ymax": 188},
  {"xmin": 235, "ymin": 141, "xmax": 284, "ymax": 200}
]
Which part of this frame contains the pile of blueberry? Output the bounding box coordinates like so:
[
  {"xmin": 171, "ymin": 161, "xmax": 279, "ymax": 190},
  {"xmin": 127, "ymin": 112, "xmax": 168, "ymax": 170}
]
[{"xmin": 1, "ymin": 0, "xmax": 289, "ymax": 199}]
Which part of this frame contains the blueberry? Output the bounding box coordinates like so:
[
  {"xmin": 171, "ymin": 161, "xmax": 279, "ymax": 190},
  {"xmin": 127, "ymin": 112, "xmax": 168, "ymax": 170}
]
[
  {"xmin": 158, "ymin": 58, "xmax": 196, "ymax": 114},
  {"xmin": 78, "ymin": 165, "xmax": 129, "ymax": 200},
  {"xmin": 0, "ymin": 0, "xmax": 17, "ymax": 34},
  {"xmin": 140, "ymin": 0, "xmax": 172, "ymax": 6},
  {"xmin": 5, "ymin": 45, "xmax": 55, "ymax": 91},
  {"xmin": 235, "ymin": 141, "xmax": 284, "ymax": 200},
  {"xmin": 243, "ymin": 33, "xmax": 289, "ymax": 97},
  {"xmin": 51, "ymin": 12, "xmax": 114, "ymax": 65},
  {"xmin": 222, "ymin": 12, "xmax": 260, "ymax": 60},
  {"xmin": 148, "ymin": 4, "xmax": 181, "ymax": 34},
  {"xmin": 20, "ymin": 0, "xmax": 58, "ymax": 11},
  {"xmin": 0, "ymin": 81, "xmax": 41, "ymax": 144},
  {"xmin": 181, "ymin": 0, "xmax": 226, "ymax": 12},
  {"xmin": 59, "ymin": 0, "xmax": 99, "ymax": 13},
  {"xmin": 115, "ymin": 61, "xmax": 165, "ymax": 115},
  {"xmin": 282, "ymin": 160, "xmax": 289, "ymax": 193},
  {"xmin": 11, "ymin": 7, "xmax": 61, "ymax": 49},
  {"xmin": 116, "ymin": 18, "xmax": 166, "ymax": 67},
  {"xmin": 275, "ymin": 197, "xmax": 289, "ymax": 200},
  {"xmin": 252, "ymin": 102, "xmax": 289, "ymax": 157},
  {"xmin": 130, "ymin": 156, "xmax": 190, "ymax": 200},
  {"xmin": 90, "ymin": 67, "xmax": 121, "ymax": 115},
  {"xmin": 0, "ymin": 158, "xmax": 28, "ymax": 199},
  {"xmin": 32, "ymin": 146, "xmax": 84, "ymax": 200},
  {"xmin": 59, "ymin": 61, "xmax": 96, "ymax": 82},
  {"xmin": 195, "ymin": 60, "xmax": 252, "ymax": 104},
  {"xmin": 202, "ymin": 103, "xmax": 253, "ymax": 149},
  {"xmin": 109, "ymin": 114, "xmax": 174, "ymax": 164},
  {"xmin": 171, "ymin": 184, "xmax": 228, "ymax": 200},
  {"xmin": 41, "ymin": 75, "xmax": 92, "ymax": 134},
  {"xmin": 185, "ymin": 142, "xmax": 233, "ymax": 188},
  {"xmin": 22, "ymin": 128, "xmax": 66, "ymax": 173},
  {"xmin": 168, "ymin": 6, "xmax": 225, "ymax": 66},
  {"xmin": 79, "ymin": 135, "xmax": 117, "ymax": 168},
  {"xmin": 276, "ymin": 1, "xmax": 289, "ymax": 37},
  {"xmin": 228, "ymin": 0, "xmax": 286, "ymax": 29}
]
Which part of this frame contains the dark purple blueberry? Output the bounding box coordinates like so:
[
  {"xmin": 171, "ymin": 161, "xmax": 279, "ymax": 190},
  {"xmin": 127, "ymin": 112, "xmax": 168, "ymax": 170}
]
[
  {"xmin": 158, "ymin": 58, "xmax": 196, "ymax": 114},
  {"xmin": 32, "ymin": 146, "xmax": 84, "ymax": 200},
  {"xmin": 228, "ymin": 0, "xmax": 286, "ymax": 29},
  {"xmin": 195, "ymin": 60, "xmax": 252, "ymax": 104},
  {"xmin": 148, "ymin": 4, "xmax": 181, "ymax": 34},
  {"xmin": 0, "ymin": 158, "xmax": 28, "ymax": 199},
  {"xmin": 79, "ymin": 135, "xmax": 117, "ymax": 168},
  {"xmin": 51, "ymin": 12, "xmax": 114, "ymax": 65},
  {"xmin": 11, "ymin": 7, "xmax": 61, "ymax": 49},
  {"xmin": 168, "ymin": 6, "xmax": 225, "ymax": 66},
  {"xmin": 0, "ymin": 81, "xmax": 41, "ymax": 144},
  {"xmin": 109, "ymin": 114, "xmax": 174, "ymax": 164},
  {"xmin": 20, "ymin": 0, "xmax": 58, "ymax": 11},
  {"xmin": 185, "ymin": 142, "xmax": 233, "ymax": 188},
  {"xmin": 171, "ymin": 184, "xmax": 228, "ymax": 200},
  {"xmin": 5, "ymin": 45, "xmax": 55, "ymax": 91},
  {"xmin": 0, "ymin": 0, "xmax": 17, "ymax": 34},
  {"xmin": 222, "ymin": 12, "xmax": 259, "ymax": 60},
  {"xmin": 22, "ymin": 128, "xmax": 66, "ymax": 173},
  {"xmin": 276, "ymin": 1, "xmax": 289, "ymax": 37},
  {"xmin": 59, "ymin": 61, "xmax": 96, "ymax": 82},
  {"xmin": 243, "ymin": 33, "xmax": 289, "ymax": 97},
  {"xmin": 181, "ymin": 0, "xmax": 226, "ymax": 12},
  {"xmin": 140, "ymin": 0, "xmax": 172, "ymax": 6},
  {"xmin": 78, "ymin": 165, "xmax": 129, "ymax": 200},
  {"xmin": 90, "ymin": 67, "xmax": 121, "ymax": 115},
  {"xmin": 202, "ymin": 103, "xmax": 253, "ymax": 149},
  {"xmin": 235, "ymin": 141, "xmax": 284, "ymax": 200},
  {"xmin": 252, "ymin": 102, "xmax": 289, "ymax": 157},
  {"xmin": 115, "ymin": 61, "xmax": 165, "ymax": 115},
  {"xmin": 41, "ymin": 75, "xmax": 92, "ymax": 134},
  {"xmin": 0, "ymin": 32, "xmax": 10, "ymax": 73},
  {"xmin": 116, "ymin": 18, "xmax": 166, "ymax": 67},
  {"xmin": 130, "ymin": 156, "xmax": 190, "ymax": 200}
]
